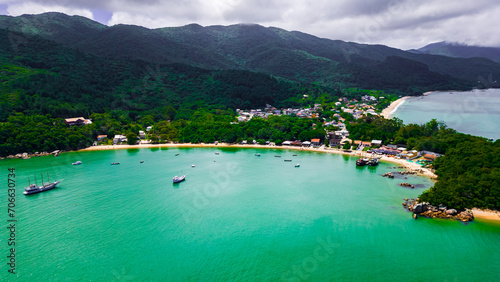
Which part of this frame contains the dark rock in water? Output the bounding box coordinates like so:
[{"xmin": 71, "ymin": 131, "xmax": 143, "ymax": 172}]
[
  {"xmin": 446, "ymin": 209, "xmax": 457, "ymax": 215},
  {"xmin": 413, "ymin": 203, "xmax": 428, "ymax": 214},
  {"xmin": 399, "ymin": 182, "xmax": 415, "ymax": 188},
  {"xmin": 382, "ymin": 172, "xmax": 394, "ymax": 178}
]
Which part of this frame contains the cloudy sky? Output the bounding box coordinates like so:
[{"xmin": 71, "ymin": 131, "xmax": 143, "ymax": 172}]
[{"xmin": 1, "ymin": 0, "xmax": 499, "ymax": 50}]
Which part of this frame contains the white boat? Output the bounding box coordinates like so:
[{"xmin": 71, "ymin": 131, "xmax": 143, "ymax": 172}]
[
  {"xmin": 72, "ymin": 161, "xmax": 82, "ymax": 165},
  {"xmin": 173, "ymin": 175, "xmax": 186, "ymax": 183},
  {"xmin": 191, "ymin": 164, "xmax": 195, "ymax": 167},
  {"xmin": 24, "ymin": 174, "xmax": 62, "ymax": 195},
  {"xmin": 255, "ymin": 153, "xmax": 261, "ymax": 156},
  {"xmin": 295, "ymin": 163, "xmax": 300, "ymax": 167}
]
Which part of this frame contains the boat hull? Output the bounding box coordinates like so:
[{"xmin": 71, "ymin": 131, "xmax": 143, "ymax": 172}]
[
  {"xmin": 173, "ymin": 176, "xmax": 186, "ymax": 183},
  {"xmin": 24, "ymin": 181, "xmax": 61, "ymax": 195}
]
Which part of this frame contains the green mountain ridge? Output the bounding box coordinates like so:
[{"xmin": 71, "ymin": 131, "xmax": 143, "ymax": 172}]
[
  {"xmin": 2, "ymin": 12, "xmax": 498, "ymax": 92},
  {"xmin": 0, "ymin": 27, "xmax": 344, "ymax": 121},
  {"xmin": 412, "ymin": 41, "xmax": 500, "ymax": 63}
]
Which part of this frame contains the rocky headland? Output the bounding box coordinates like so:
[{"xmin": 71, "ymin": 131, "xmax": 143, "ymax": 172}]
[
  {"xmin": 403, "ymin": 198, "xmax": 474, "ymax": 222},
  {"xmin": 0, "ymin": 150, "xmax": 60, "ymax": 160}
]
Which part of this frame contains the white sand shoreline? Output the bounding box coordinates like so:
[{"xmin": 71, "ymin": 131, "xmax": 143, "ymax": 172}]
[
  {"xmin": 381, "ymin": 96, "xmax": 410, "ymax": 119},
  {"xmin": 471, "ymin": 208, "xmax": 500, "ymax": 222}
]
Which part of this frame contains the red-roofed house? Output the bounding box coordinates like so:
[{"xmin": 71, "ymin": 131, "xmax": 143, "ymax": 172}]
[
  {"xmin": 311, "ymin": 138, "xmax": 321, "ymax": 146},
  {"xmin": 423, "ymin": 154, "xmax": 438, "ymax": 161}
]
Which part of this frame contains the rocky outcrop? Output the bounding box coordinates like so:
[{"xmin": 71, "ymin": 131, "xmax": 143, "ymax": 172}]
[
  {"xmin": 382, "ymin": 172, "xmax": 394, "ymax": 178},
  {"xmin": 1, "ymin": 151, "xmax": 53, "ymax": 160},
  {"xmin": 403, "ymin": 199, "xmax": 474, "ymax": 222},
  {"xmin": 399, "ymin": 182, "xmax": 415, "ymax": 188}
]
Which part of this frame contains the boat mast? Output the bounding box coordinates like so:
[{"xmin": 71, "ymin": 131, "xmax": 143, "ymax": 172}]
[
  {"xmin": 34, "ymin": 175, "xmax": 37, "ymax": 186},
  {"xmin": 47, "ymin": 172, "xmax": 50, "ymax": 183},
  {"xmin": 41, "ymin": 173, "xmax": 44, "ymax": 185}
]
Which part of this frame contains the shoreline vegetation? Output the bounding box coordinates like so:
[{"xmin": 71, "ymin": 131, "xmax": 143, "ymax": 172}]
[{"xmin": 77, "ymin": 142, "xmax": 500, "ymax": 222}]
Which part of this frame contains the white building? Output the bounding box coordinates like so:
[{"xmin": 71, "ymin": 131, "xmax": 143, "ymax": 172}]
[{"xmin": 113, "ymin": 135, "xmax": 127, "ymax": 144}]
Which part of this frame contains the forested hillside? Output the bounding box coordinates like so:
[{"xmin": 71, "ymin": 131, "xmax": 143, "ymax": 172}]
[
  {"xmin": 0, "ymin": 12, "xmax": 490, "ymax": 93},
  {"xmin": 0, "ymin": 28, "xmax": 346, "ymax": 121}
]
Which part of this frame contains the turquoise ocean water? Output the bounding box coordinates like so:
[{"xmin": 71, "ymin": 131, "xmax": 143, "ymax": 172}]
[
  {"xmin": 1, "ymin": 147, "xmax": 499, "ymax": 281},
  {"xmin": 392, "ymin": 88, "xmax": 500, "ymax": 140}
]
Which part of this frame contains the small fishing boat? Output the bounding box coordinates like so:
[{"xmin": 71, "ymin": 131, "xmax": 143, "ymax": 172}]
[
  {"xmin": 191, "ymin": 164, "xmax": 195, "ymax": 167},
  {"xmin": 293, "ymin": 154, "xmax": 297, "ymax": 156},
  {"xmin": 284, "ymin": 159, "xmax": 292, "ymax": 162},
  {"xmin": 175, "ymin": 153, "xmax": 180, "ymax": 156},
  {"xmin": 255, "ymin": 153, "xmax": 261, "ymax": 156},
  {"xmin": 356, "ymin": 158, "xmax": 368, "ymax": 166},
  {"xmin": 140, "ymin": 160, "xmax": 144, "ymax": 163},
  {"xmin": 111, "ymin": 162, "xmax": 120, "ymax": 165},
  {"xmin": 274, "ymin": 155, "xmax": 281, "ymax": 157},
  {"xmin": 295, "ymin": 163, "xmax": 300, "ymax": 167},
  {"xmin": 72, "ymin": 161, "xmax": 82, "ymax": 165},
  {"xmin": 367, "ymin": 158, "xmax": 380, "ymax": 166},
  {"xmin": 215, "ymin": 152, "xmax": 220, "ymax": 155},
  {"xmin": 173, "ymin": 175, "xmax": 186, "ymax": 183}
]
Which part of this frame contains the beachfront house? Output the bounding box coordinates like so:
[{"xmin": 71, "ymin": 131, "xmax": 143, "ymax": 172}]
[
  {"xmin": 371, "ymin": 140, "xmax": 382, "ymax": 147},
  {"xmin": 361, "ymin": 141, "xmax": 371, "ymax": 147},
  {"xmin": 311, "ymin": 139, "xmax": 321, "ymax": 146},
  {"xmin": 113, "ymin": 135, "xmax": 127, "ymax": 144},
  {"xmin": 328, "ymin": 132, "xmax": 343, "ymax": 146}
]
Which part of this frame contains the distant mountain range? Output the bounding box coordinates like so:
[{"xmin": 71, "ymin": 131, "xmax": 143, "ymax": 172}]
[
  {"xmin": 0, "ymin": 12, "xmax": 499, "ymax": 95},
  {"xmin": 410, "ymin": 41, "xmax": 500, "ymax": 63}
]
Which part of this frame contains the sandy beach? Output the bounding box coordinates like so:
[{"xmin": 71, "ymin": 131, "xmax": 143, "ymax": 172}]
[
  {"xmin": 80, "ymin": 142, "xmax": 437, "ymax": 178},
  {"xmin": 471, "ymin": 208, "xmax": 500, "ymax": 221},
  {"xmin": 79, "ymin": 143, "xmax": 500, "ymax": 221},
  {"xmin": 381, "ymin": 96, "xmax": 410, "ymax": 119}
]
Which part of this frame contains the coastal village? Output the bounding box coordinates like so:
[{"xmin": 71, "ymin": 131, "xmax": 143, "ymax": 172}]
[{"xmin": 3, "ymin": 94, "xmax": 442, "ymax": 170}]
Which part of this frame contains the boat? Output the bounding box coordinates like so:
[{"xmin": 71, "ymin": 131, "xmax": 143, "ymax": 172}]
[
  {"xmin": 111, "ymin": 162, "xmax": 120, "ymax": 165},
  {"xmin": 191, "ymin": 164, "xmax": 195, "ymax": 167},
  {"xmin": 255, "ymin": 153, "xmax": 261, "ymax": 156},
  {"xmin": 173, "ymin": 175, "xmax": 186, "ymax": 183},
  {"xmin": 175, "ymin": 153, "xmax": 180, "ymax": 156},
  {"xmin": 367, "ymin": 158, "xmax": 380, "ymax": 166},
  {"xmin": 24, "ymin": 174, "xmax": 61, "ymax": 195},
  {"xmin": 140, "ymin": 160, "xmax": 144, "ymax": 163},
  {"xmin": 72, "ymin": 161, "xmax": 82, "ymax": 165},
  {"xmin": 274, "ymin": 155, "xmax": 281, "ymax": 157},
  {"xmin": 293, "ymin": 154, "xmax": 297, "ymax": 156},
  {"xmin": 215, "ymin": 152, "xmax": 220, "ymax": 155},
  {"xmin": 284, "ymin": 159, "xmax": 292, "ymax": 162},
  {"xmin": 295, "ymin": 163, "xmax": 300, "ymax": 167},
  {"xmin": 356, "ymin": 158, "xmax": 369, "ymax": 166}
]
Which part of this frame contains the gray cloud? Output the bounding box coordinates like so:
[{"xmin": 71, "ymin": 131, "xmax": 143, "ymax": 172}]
[{"xmin": 1, "ymin": 0, "xmax": 500, "ymax": 49}]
